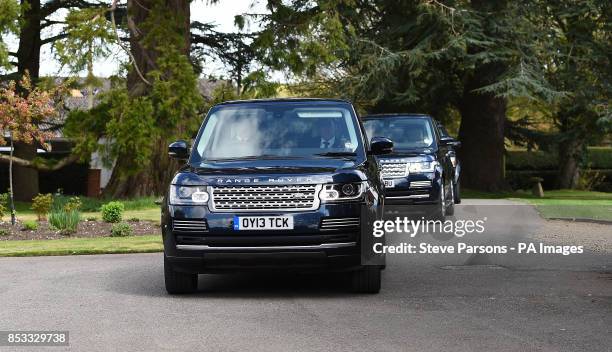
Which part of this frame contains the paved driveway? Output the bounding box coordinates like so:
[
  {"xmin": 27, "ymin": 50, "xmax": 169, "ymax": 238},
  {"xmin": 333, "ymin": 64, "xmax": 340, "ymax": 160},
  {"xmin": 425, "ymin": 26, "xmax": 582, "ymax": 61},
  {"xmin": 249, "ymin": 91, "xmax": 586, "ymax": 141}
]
[{"xmin": 1, "ymin": 202, "xmax": 611, "ymax": 351}]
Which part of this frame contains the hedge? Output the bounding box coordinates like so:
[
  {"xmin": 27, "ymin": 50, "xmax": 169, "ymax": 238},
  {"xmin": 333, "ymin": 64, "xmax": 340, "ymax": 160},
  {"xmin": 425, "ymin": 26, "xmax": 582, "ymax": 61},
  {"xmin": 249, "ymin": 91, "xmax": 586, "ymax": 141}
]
[{"xmin": 506, "ymin": 147, "xmax": 612, "ymax": 171}]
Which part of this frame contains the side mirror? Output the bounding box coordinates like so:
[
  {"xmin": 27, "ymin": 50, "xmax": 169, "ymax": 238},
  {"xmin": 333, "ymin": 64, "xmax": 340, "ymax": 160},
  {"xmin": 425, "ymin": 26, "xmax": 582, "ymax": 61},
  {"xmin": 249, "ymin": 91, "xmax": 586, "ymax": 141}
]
[
  {"xmin": 370, "ymin": 137, "xmax": 394, "ymax": 155},
  {"xmin": 168, "ymin": 140, "xmax": 189, "ymax": 160},
  {"xmin": 440, "ymin": 137, "xmax": 461, "ymax": 148}
]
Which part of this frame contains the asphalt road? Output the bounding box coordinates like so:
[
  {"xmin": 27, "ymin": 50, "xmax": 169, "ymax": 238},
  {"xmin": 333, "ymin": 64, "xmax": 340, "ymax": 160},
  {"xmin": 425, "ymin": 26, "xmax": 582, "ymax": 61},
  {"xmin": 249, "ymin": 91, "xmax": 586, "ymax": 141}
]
[{"xmin": 1, "ymin": 201, "xmax": 611, "ymax": 351}]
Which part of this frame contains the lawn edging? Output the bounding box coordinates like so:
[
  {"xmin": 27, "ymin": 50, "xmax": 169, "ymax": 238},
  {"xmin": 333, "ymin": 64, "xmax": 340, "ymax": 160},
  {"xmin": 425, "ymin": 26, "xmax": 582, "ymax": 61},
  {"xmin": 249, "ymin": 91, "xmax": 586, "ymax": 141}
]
[{"xmin": 0, "ymin": 235, "xmax": 163, "ymax": 257}]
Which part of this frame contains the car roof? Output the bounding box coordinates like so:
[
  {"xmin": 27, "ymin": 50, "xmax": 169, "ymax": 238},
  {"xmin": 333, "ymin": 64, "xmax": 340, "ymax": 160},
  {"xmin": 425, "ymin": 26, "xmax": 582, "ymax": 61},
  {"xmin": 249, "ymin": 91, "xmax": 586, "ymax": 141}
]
[
  {"xmin": 215, "ymin": 98, "xmax": 352, "ymax": 106},
  {"xmin": 361, "ymin": 113, "xmax": 432, "ymax": 119}
]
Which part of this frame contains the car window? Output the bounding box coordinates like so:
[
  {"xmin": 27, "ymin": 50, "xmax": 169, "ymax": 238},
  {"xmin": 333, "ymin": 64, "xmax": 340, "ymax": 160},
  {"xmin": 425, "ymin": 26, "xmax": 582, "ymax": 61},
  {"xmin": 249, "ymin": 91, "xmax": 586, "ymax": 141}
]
[
  {"xmin": 363, "ymin": 117, "xmax": 435, "ymax": 150},
  {"xmin": 192, "ymin": 102, "xmax": 362, "ymax": 161}
]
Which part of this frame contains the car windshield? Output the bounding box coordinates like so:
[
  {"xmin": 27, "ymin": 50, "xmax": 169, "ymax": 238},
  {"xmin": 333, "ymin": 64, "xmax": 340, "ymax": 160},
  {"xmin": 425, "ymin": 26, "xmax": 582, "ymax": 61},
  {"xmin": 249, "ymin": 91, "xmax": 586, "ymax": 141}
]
[
  {"xmin": 192, "ymin": 102, "xmax": 362, "ymax": 161},
  {"xmin": 363, "ymin": 116, "xmax": 436, "ymax": 150}
]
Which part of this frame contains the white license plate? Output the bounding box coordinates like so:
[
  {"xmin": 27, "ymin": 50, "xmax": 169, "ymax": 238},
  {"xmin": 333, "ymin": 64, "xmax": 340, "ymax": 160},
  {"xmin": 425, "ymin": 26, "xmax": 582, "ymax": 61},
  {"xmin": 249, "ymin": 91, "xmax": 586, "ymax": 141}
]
[
  {"xmin": 383, "ymin": 179, "xmax": 395, "ymax": 188},
  {"xmin": 233, "ymin": 216, "xmax": 294, "ymax": 230}
]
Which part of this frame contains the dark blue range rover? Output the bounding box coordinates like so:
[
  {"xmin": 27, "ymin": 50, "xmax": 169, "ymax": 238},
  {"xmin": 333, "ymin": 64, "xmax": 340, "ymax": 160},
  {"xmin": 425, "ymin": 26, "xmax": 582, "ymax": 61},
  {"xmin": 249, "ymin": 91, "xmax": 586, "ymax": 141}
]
[
  {"xmin": 162, "ymin": 99, "xmax": 393, "ymax": 294},
  {"xmin": 362, "ymin": 114, "xmax": 457, "ymax": 218}
]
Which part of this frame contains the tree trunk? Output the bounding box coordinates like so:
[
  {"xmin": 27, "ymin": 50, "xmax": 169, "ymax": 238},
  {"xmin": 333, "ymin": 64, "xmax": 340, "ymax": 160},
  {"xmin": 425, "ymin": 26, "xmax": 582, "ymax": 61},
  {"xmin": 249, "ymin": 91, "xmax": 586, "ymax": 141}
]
[
  {"xmin": 104, "ymin": 0, "xmax": 191, "ymax": 198},
  {"xmin": 456, "ymin": 0, "xmax": 510, "ymax": 193},
  {"xmin": 557, "ymin": 138, "xmax": 581, "ymax": 189},
  {"xmin": 458, "ymin": 73, "xmax": 508, "ymax": 192},
  {"xmin": 104, "ymin": 138, "xmax": 180, "ymax": 197},
  {"xmin": 12, "ymin": 142, "xmax": 40, "ymax": 201},
  {"xmin": 13, "ymin": 0, "xmax": 42, "ymax": 200},
  {"xmin": 9, "ymin": 135, "xmax": 16, "ymax": 225}
]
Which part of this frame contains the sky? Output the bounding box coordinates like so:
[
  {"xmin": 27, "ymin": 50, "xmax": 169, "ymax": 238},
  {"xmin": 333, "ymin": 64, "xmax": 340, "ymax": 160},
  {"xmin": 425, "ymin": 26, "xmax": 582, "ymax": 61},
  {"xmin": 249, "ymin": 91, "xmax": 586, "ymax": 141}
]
[{"xmin": 7, "ymin": 0, "xmax": 269, "ymax": 79}]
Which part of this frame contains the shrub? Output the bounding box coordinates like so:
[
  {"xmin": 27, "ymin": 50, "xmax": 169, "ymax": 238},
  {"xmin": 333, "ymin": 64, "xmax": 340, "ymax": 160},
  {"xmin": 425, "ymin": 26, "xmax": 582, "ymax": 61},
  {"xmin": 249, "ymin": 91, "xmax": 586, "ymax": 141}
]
[
  {"xmin": 128, "ymin": 217, "xmax": 140, "ymax": 222},
  {"xmin": 63, "ymin": 197, "xmax": 82, "ymax": 212},
  {"xmin": 22, "ymin": 220, "xmax": 38, "ymax": 231},
  {"xmin": 49, "ymin": 210, "xmax": 80, "ymax": 235},
  {"xmin": 101, "ymin": 202, "xmax": 125, "ymax": 223},
  {"xmin": 31, "ymin": 193, "xmax": 53, "ymax": 221},
  {"xmin": 577, "ymin": 168, "xmax": 607, "ymax": 191},
  {"xmin": 0, "ymin": 228, "xmax": 9, "ymax": 236},
  {"xmin": 53, "ymin": 195, "xmax": 102, "ymax": 212},
  {"xmin": 110, "ymin": 222, "xmax": 133, "ymax": 237},
  {"xmin": 86, "ymin": 216, "xmax": 98, "ymax": 222}
]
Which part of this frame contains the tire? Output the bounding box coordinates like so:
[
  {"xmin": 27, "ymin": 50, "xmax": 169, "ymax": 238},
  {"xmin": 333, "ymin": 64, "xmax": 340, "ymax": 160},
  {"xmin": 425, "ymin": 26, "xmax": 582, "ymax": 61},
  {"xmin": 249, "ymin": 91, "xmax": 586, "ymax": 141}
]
[
  {"xmin": 164, "ymin": 255, "xmax": 198, "ymax": 294},
  {"xmin": 446, "ymin": 182, "xmax": 455, "ymax": 216},
  {"xmin": 432, "ymin": 183, "xmax": 446, "ymax": 220},
  {"xmin": 351, "ymin": 266, "xmax": 381, "ymax": 293},
  {"xmin": 453, "ymin": 180, "xmax": 461, "ymax": 204}
]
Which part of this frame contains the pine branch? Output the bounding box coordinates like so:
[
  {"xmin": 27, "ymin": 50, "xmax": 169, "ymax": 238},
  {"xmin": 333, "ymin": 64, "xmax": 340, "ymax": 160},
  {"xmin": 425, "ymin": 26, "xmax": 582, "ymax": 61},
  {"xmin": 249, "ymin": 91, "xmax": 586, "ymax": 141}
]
[{"xmin": 41, "ymin": 33, "xmax": 70, "ymax": 45}]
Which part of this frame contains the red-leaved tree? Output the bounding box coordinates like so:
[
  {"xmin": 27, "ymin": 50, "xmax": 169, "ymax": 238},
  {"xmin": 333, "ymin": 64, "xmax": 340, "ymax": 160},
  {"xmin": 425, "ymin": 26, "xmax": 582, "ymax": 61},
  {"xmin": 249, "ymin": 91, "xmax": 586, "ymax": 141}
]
[{"xmin": 0, "ymin": 74, "xmax": 59, "ymax": 224}]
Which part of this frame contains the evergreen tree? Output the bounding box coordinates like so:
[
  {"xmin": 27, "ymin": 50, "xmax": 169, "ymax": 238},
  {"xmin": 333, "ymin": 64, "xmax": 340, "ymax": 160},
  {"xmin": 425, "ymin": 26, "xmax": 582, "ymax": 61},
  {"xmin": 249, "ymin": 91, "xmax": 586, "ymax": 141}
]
[{"xmin": 250, "ymin": 0, "xmax": 562, "ymax": 191}]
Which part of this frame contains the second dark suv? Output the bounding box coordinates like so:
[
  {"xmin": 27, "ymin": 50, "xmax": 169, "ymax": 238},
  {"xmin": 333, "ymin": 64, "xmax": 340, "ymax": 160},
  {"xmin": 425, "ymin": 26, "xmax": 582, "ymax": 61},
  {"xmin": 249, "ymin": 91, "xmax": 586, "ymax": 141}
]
[
  {"xmin": 362, "ymin": 114, "xmax": 457, "ymax": 218},
  {"xmin": 163, "ymin": 99, "xmax": 393, "ymax": 294}
]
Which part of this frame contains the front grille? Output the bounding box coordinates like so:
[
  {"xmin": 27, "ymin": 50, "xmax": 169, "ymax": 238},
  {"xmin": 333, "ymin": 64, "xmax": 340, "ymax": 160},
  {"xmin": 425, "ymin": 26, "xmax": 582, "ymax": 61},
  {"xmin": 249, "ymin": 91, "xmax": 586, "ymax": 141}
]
[
  {"xmin": 410, "ymin": 180, "xmax": 432, "ymax": 188},
  {"xmin": 380, "ymin": 161, "xmax": 408, "ymax": 179},
  {"xmin": 320, "ymin": 217, "xmax": 360, "ymax": 231},
  {"xmin": 210, "ymin": 184, "xmax": 321, "ymax": 212},
  {"xmin": 173, "ymin": 219, "xmax": 208, "ymax": 233}
]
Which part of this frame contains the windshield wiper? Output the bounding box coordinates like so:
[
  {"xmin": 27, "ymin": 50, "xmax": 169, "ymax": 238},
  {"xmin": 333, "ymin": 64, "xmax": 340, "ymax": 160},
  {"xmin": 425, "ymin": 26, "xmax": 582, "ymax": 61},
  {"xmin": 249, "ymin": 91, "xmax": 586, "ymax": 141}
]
[{"xmin": 314, "ymin": 151, "xmax": 357, "ymax": 157}]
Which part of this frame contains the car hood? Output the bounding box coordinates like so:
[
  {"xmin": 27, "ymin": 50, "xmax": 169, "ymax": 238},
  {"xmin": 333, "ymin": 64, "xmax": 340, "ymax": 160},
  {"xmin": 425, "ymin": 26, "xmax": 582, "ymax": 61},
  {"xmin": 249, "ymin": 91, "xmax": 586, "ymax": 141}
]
[{"xmin": 172, "ymin": 158, "xmax": 367, "ymax": 186}]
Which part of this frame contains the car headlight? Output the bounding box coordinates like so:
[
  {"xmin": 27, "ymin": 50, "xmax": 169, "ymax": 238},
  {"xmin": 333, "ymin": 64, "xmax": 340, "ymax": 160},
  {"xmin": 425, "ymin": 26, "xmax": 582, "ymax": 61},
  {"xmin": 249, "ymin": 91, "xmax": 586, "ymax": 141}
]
[
  {"xmin": 408, "ymin": 161, "xmax": 438, "ymax": 173},
  {"xmin": 169, "ymin": 185, "xmax": 209, "ymax": 205},
  {"xmin": 319, "ymin": 182, "xmax": 366, "ymax": 202}
]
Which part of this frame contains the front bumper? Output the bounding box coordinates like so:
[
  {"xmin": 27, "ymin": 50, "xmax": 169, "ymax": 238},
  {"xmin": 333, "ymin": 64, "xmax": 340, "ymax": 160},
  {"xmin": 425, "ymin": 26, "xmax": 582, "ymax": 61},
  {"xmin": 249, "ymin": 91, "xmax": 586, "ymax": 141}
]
[
  {"xmin": 383, "ymin": 172, "xmax": 442, "ymax": 205},
  {"xmin": 163, "ymin": 202, "xmax": 364, "ymax": 273}
]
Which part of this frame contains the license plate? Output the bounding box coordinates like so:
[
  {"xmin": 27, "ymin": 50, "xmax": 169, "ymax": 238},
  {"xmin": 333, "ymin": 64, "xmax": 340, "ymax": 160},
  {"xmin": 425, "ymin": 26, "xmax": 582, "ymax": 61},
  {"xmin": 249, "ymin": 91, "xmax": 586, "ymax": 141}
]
[
  {"xmin": 383, "ymin": 179, "xmax": 395, "ymax": 188},
  {"xmin": 233, "ymin": 216, "xmax": 294, "ymax": 230}
]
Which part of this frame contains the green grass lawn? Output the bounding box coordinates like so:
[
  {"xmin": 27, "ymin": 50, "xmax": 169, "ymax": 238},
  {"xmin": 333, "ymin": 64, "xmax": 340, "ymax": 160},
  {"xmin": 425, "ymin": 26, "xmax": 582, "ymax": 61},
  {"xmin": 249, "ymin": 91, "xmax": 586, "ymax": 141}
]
[
  {"xmin": 0, "ymin": 235, "xmax": 162, "ymax": 257},
  {"xmin": 1, "ymin": 198, "xmax": 163, "ymax": 257},
  {"xmin": 464, "ymin": 189, "xmax": 612, "ymax": 221},
  {"xmin": 14, "ymin": 196, "xmax": 158, "ymax": 213}
]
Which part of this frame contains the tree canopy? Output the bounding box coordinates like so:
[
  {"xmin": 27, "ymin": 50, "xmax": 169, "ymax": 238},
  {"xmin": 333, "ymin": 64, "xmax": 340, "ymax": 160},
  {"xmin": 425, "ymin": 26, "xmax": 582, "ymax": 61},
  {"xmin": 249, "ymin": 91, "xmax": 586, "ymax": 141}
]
[{"xmin": 0, "ymin": 0, "xmax": 610, "ymax": 197}]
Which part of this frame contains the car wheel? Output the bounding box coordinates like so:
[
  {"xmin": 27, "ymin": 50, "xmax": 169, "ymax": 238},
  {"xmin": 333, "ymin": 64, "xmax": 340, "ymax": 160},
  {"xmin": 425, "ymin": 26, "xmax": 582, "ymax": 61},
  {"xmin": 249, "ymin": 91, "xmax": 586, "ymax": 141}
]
[
  {"xmin": 446, "ymin": 182, "xmax": 455, "ymax": 216},
  {"xmin": 432, "ymin": 183, "xmax": 446, "ymax": 220},
  {"xmin": 351, "ymin": 266, "xmax": 381, "ymax": 293},
  {"xmin": 164, "ymin": 255, "xmax": 198, "ymax": 294},
  {"xmin": 453, "ymin": 180, "xmax": 461, "ymax": 204}
]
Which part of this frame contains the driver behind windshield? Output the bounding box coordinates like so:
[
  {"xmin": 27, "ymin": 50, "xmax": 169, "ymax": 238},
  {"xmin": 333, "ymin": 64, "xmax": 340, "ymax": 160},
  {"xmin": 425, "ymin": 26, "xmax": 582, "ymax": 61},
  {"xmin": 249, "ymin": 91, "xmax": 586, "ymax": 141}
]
[{"xmin": 314, "ymin": 119, "xmax": 344, "ymax": 149}]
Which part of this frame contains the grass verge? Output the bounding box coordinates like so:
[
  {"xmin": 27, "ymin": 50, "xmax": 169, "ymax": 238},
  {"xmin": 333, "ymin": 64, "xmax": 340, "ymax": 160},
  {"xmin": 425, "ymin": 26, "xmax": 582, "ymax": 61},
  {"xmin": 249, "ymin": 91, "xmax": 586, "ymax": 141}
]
[
  {"xmin": 0, "ymin": 235, "xmax": 162, "ymax": 257},
  {"xmin": 520, "ymin": 199, "xmax": 612, "ymax": 221},
  {"xmin": 463, "ymin": 189, "xmax": 612, "ymax": 221}
]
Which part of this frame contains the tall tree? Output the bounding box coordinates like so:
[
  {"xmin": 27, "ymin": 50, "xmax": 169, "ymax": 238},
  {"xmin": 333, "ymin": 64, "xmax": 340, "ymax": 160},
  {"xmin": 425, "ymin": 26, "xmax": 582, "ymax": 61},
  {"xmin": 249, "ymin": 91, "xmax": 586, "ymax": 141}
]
[
  {"xmin": 0, "ymin": 74, "xmax": 64, "ymax": 224},
  {"xmin": 64, "ymin": 0, "xmax": 202, "ymax": 197},
  {"xmin": 535, "ymin": 0, "xmax": 611, "ymax": 188},
  {"xmin": 250, "ymin": 0, "xmax": 557, "ymax": 191}
]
